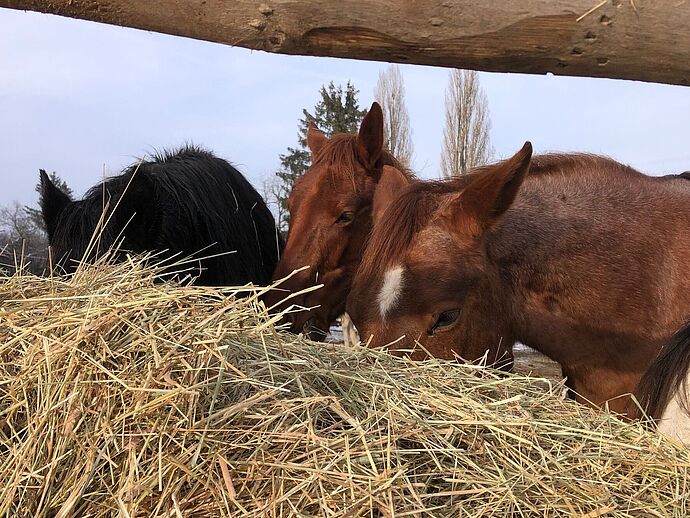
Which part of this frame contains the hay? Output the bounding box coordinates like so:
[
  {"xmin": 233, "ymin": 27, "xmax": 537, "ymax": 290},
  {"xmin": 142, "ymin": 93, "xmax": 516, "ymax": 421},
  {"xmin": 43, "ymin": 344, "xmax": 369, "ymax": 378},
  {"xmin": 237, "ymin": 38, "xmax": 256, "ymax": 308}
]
[{"xmin": 1, "ymin": 261, "xmax": 689, "ymax": 517}]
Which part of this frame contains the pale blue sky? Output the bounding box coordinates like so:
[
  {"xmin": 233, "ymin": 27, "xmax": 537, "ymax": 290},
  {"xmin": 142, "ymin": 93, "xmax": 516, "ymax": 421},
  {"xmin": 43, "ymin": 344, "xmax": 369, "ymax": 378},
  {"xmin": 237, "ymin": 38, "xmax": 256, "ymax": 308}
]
[{"xmin": 1, "ymin": 8, "xmax": 689, "ymax": 209}]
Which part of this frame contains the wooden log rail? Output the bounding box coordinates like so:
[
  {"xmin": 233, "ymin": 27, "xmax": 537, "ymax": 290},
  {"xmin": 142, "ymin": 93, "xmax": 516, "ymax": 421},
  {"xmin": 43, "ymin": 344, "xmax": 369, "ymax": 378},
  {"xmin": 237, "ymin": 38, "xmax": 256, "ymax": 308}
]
[{"xmin": 2, "ymin": 1, "xmax": 689, "ymax": 86}]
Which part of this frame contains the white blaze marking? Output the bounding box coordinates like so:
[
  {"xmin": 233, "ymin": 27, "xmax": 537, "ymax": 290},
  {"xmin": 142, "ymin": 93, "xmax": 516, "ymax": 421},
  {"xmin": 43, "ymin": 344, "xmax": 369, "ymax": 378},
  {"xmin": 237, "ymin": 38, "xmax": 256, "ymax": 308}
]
[
  {"xmin": 658, "ymin": 370, "xmax": 690, "ymax": 446},
  {"xmin": 378, "ymin": 266, "xmax": 404, "ymax": 318}
]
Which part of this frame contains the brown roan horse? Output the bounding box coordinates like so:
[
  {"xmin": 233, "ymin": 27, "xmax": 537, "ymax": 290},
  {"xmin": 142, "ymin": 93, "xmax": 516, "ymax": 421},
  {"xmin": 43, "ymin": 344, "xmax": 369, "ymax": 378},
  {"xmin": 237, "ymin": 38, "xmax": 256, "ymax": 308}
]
[
  {"xmin": 266, "ymin": 102, "xmax": 412, "ymax": 339},
  {"xmin": 347, "ymin": 142, "xmax": 690, "ymax": 416}
]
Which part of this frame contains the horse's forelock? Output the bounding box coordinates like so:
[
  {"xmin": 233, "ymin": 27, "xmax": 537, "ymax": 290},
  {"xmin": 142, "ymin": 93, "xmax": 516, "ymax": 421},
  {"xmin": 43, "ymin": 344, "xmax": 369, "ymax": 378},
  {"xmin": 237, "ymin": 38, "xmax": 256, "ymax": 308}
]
[
  {"xmin": 356, "ymin": 184, "xmax": 440, "ymax": 295},
  {"xmin": 312, "ymin": 133, "xmax": 412, "ymax": 189},
  {"xmin": 311, "ymin": 134, "xmax": 360, "ymax": 186}
]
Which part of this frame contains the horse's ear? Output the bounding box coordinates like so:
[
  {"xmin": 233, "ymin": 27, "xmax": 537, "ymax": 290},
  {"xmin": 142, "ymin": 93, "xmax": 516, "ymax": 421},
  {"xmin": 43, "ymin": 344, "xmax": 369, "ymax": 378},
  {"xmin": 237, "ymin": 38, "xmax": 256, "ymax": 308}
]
[
  {"xmin": 307, "ymin": 122, "xmax": 328, "ymax": 157},
  {"xmin": 372, "ymin": 166, "xmax": 409, "ymax": 226},
  {"xmin": 357, "ymin": 102, "xmax": 384, "ymax": 169},
  {"xmin": 39, "ymin": 169, "xmax": 71, "ymax": 239},
  {"xmin": 446, "ymin": 142, "xmax": 532, "ymax": 235}
]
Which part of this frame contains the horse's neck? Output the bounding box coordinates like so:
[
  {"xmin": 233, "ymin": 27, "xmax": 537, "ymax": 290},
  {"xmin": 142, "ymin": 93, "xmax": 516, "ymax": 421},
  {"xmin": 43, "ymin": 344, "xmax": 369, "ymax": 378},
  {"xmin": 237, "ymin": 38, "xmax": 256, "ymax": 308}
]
[
  {"xmin": 486, "ymin": 178, "xmax": 690, "ymax": 364},
  {"xmin": 657, "ymin": 371, "xmax": 690, "ymax": 447}
]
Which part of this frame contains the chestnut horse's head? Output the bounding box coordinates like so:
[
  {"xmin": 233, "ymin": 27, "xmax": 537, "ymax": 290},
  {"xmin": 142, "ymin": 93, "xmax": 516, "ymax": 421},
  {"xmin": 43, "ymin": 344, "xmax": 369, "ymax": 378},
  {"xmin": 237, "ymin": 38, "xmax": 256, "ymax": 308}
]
[
  {"xmin": 347, "ymin": 143, "xmax": 533, "ymax": 369},
  {"xmin": 267, "ymin": 102, "xmax": 410, "ymax": 339}
]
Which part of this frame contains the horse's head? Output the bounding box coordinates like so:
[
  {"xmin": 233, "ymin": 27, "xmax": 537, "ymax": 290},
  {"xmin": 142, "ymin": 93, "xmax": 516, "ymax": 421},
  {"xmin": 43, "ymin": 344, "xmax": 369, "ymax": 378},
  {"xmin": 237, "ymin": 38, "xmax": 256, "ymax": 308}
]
[
  {"xmin": 40, "ymin": 169, "xmax": 92, "ymax": 271},
  {"xmin": 40, "ymin": 169, "xmax": 153, "ymax": 272},
  {"xmin": 267, "ymin": 102, "xmax": 410, "ymax": 339},
  {"xmin": 347, "ymin": 142, "xmax": 533, "ymax": 369}
]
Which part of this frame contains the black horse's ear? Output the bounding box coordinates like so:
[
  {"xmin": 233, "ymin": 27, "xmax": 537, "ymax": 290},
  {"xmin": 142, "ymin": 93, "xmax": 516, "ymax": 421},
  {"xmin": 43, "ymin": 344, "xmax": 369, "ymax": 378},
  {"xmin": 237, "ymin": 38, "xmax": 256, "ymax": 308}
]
[{"xmin": 40, "ymin": 169, "xmax": 71, "ymax": 240}]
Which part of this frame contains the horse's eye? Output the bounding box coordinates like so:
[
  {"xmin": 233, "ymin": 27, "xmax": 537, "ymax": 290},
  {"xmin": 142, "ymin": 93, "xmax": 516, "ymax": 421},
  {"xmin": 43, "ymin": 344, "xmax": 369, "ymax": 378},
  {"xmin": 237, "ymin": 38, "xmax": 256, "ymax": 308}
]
[
  {"xmin": 429, "ymin": 309, "xmax": 461, "ymax": 335},
  {"xmin": 335, "ymin": 211, "xmax": 354, "ymax": 225}
]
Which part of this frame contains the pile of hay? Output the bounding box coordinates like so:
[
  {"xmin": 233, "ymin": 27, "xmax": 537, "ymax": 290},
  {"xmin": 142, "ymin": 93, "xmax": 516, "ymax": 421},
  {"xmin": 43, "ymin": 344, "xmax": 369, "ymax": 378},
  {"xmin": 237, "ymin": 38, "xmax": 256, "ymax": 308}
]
[{"xmin": 1, "ymin": 261, "xmax": 689, "ymax": 517}]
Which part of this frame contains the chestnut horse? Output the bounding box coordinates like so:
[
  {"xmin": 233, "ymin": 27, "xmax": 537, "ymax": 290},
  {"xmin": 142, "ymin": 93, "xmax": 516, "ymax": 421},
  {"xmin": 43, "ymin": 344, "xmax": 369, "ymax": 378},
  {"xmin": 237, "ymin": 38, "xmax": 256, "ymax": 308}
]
[
  {"xmin": 347, "ymin": 142, "xmax": 690, "ymax": 416},
  {"xmin": 266, "ymin": 102, "xmax": 412, "ymax": 339}
]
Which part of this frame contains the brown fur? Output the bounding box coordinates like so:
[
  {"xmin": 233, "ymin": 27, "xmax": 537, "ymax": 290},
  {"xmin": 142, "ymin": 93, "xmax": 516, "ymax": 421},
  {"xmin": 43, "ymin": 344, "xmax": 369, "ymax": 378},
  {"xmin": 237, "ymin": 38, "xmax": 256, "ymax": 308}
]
[
  {"xmin": 266, "ymin": 102, "xmax": 413, "ymax": 339},
  {"xmin": 357, "ymin": 151, "xmax": 645, "ymax": 284},
  {"xmin": 348, "ymin": 144, "xmax": 690, "ymax": 416}
]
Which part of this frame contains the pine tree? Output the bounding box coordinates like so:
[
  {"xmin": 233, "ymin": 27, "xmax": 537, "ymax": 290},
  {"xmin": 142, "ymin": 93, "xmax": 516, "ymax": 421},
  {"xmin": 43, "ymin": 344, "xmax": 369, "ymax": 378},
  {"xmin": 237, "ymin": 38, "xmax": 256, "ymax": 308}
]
[{"xmin": 274, "ymin": 81, "xmax": 367, "ymax": 233}]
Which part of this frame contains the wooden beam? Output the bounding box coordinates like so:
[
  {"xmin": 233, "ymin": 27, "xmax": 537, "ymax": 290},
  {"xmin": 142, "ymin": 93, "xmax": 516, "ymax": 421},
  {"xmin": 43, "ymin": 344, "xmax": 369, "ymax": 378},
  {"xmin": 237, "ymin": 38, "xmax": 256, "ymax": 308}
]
[{"xmin": 2, "ymin": 0, "xmax": 689, "ymax": 86}]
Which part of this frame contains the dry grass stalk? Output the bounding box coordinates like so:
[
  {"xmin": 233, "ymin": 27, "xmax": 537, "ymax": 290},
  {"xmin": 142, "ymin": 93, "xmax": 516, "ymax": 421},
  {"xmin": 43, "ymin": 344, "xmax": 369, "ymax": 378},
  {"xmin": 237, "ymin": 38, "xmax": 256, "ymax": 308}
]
[{"xmin": 1, "ymin": 259, "xmax": 689, "ymax": 517}]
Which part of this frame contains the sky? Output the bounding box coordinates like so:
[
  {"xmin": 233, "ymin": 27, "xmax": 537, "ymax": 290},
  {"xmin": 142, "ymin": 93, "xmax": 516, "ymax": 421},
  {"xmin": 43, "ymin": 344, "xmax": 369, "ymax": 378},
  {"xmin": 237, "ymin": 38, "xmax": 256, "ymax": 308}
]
[{"xmin": 1, "ymin": 8, "xmax": 689, "ymax": 210}]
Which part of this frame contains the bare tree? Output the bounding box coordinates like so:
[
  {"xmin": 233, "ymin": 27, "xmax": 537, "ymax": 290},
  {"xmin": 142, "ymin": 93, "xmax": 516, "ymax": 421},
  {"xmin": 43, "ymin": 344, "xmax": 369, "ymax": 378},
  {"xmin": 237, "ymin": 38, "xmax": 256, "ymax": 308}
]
[
  {"xmin": 0, "ymin": 201, "xmax": 49, "ymax": 274},
  {"xmin": 440, "ymin": 69, "xmax": 493, "ymax": 177},
  {"xmin": 0, "ymin": 202, "xmax": 45, "ymax": 247},
  {"xmin": 261, "ymin": 176, "xmax": 289, "ymax": 238},
  {"xmin": 374, "ymin": 65, "xmax": 413, "ymax": 167}
]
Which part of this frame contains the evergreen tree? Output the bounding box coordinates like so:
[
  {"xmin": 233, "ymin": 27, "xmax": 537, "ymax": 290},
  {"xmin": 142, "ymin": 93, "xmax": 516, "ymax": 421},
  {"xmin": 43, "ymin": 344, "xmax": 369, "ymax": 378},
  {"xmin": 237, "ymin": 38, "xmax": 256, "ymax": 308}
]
[{"xmin": 274, "ymin": 81, "xmax": 367, "ymax": 233}]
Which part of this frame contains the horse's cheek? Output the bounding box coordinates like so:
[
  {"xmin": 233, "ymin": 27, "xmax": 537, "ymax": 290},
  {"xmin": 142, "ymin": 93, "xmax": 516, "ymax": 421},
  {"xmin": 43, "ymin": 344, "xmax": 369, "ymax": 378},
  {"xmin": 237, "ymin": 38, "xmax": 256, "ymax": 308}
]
[
  {"xmin": 279, "ymin": 221, "xmax": 324, "ymax": 275},
  {"xmin": 320, "ymin": 228, "xmax": 349, "ymax": 270}
]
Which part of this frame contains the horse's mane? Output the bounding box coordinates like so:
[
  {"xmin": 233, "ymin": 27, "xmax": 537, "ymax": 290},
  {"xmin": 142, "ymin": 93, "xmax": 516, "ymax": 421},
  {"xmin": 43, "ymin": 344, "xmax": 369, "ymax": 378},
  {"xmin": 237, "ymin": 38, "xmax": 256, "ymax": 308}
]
[
  {"xmin": 636, "ymin": 320, "xmax": 690, "ymax": 420},
  {"xmin": 356, "ymin": 152, "xmax": 641, "ymax": 284},
  {"xmin": 476, "ymin": 152, "xmax": 639, "ymax": 179},
  {"xmin": 62, "ymin": 146, "xmax": 222, "ymax": 252},
  {"xmin": 312, "ymin": 133, "xmax": 415, "ymax": 186},
  {"xmin": 78, "ymin": 144, "xmax": 216, "ymax": 199},
  {"xmin": 148, "ymin": 144, "xmax": 216, "ymax": 165},
  {"xmin": 355, "ymin": 179, "xmax": 454, "ymax": 288}
]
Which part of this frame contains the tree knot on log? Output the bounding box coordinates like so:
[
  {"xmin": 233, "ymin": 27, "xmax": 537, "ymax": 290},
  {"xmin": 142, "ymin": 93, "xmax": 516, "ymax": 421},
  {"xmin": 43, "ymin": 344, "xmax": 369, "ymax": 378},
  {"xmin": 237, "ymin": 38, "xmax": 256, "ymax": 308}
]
[
  {"xmin": 258, "ymin": 4, "xmax": 273, "ymax": 16},
  {"xmin": 249, "ymin": 19, "xmax": 267, "ymax": 31}
]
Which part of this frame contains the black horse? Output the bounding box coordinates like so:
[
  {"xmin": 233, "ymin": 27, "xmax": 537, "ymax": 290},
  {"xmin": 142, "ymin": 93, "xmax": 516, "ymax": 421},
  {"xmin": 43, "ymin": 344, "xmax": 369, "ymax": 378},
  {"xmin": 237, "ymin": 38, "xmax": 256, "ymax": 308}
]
[{"xmin": 40, "ymin": 145, "xmax": 282, "ymax": 286}]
